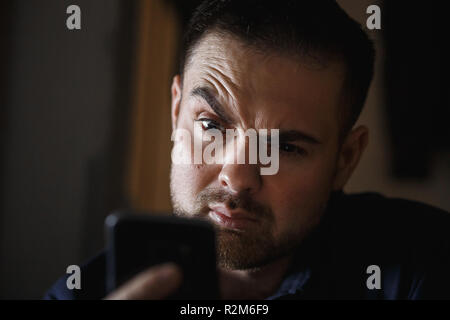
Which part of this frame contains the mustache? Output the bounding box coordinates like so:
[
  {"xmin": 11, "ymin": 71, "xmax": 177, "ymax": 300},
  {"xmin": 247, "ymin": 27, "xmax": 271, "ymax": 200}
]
[{"xmin": 195, "ymin": 187, "xmax": 273, "ymax": 220}]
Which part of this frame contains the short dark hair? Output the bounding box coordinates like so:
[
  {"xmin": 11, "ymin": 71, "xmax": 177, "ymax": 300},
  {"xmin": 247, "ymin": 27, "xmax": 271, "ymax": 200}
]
[{"xmin": 180, "ymin": 0, "xmax": 375, "ymax": 136}]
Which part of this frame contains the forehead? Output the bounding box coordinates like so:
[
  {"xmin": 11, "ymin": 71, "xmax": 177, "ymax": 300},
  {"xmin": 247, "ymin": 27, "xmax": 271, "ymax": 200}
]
[{"xmin": 183, "ymin": 32, "xmax": 346, "ymax": 141}]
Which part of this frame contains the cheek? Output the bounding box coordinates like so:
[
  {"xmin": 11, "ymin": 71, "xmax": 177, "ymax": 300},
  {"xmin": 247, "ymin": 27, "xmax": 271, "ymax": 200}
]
[
  {"xmin": 171, "ymin": 106, "xmax": 224, "ymax": 201},
  {"xmin": 264, "ymin": 155, "xmax": 337, "ymax": 238},
  {"xmin": 171, "ymin": 161, "xmax": 221, "ymax": 209}
]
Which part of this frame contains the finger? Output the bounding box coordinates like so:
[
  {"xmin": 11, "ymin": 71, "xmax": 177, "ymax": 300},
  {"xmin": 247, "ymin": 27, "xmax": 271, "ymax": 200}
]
[{"xmin": 105, "ymin": 263, "xmax": 183, "ymax": 300}]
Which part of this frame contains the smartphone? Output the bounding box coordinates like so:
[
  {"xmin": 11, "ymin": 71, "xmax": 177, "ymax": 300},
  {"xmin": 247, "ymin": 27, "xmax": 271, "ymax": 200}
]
[{"xmin": 105, "ymin": 211, "xmax": 219, "ymax": 299}]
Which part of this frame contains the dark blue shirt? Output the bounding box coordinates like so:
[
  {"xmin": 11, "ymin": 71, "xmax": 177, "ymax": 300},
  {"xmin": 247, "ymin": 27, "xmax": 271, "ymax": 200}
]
[{"xmin": 44, "ymin": 192, "xmax": 450, "ymax": 300}]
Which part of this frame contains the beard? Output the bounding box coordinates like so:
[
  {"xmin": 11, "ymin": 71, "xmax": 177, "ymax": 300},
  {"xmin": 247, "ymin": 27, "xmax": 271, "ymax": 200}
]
[{"xmin": 170, "ymin": 172, "xmax": 305, "ymax": 270}]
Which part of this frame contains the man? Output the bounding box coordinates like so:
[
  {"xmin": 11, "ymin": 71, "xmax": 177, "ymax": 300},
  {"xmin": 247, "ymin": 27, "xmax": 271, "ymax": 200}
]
[{"xmin": 46, "ymin": 0, "xmax": 450, "ymax": 299}]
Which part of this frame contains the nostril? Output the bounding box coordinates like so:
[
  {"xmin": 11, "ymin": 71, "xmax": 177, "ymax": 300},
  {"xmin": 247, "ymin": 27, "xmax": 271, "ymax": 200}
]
[{"xmin": 219, "ymin": 172, "xmax": 230, "ymax": 188}]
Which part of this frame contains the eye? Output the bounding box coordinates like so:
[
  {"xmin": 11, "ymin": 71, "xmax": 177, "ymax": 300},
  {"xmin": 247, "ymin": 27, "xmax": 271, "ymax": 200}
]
[
  {"xmin": 279, "ymin": 143, "xmax": 307, "ymax": 156},
  {"xmin": 196, "ymin": 118, "xmax": 224, "ymax": 132}
]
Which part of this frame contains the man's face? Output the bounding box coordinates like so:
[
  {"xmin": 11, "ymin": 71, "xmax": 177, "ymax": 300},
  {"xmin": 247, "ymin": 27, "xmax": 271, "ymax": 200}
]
[{"xmin": 170, "ymin": 32, "xmax": 348, "ymax": 270}]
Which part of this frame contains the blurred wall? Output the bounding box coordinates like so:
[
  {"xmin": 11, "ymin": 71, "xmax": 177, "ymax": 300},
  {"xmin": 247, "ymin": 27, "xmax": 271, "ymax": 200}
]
[
  {"xmin": 125, "ymin": 0, "xmax": 179, "ymax": 213},
  {"xmin": 0, "ymin": 0, "xmax": 132, "ymax": 298}
]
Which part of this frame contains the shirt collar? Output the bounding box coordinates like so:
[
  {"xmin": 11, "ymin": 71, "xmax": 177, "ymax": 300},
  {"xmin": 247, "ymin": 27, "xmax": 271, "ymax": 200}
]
[{"xmin": 265, "ymin": 268, "xmax": 311, "ymax": 300}]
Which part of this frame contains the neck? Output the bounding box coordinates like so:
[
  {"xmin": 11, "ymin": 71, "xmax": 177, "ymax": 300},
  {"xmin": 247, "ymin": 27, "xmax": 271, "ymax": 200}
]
[{"xmin": 219, "ymin": 254, "xmax": 293, "ymax": 300}]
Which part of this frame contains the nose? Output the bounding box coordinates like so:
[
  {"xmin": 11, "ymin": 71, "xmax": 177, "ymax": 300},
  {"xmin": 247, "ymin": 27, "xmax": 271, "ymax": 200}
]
[{"xmin": 218, "ymin": 163, "xmax": 262, "ymax": 194}]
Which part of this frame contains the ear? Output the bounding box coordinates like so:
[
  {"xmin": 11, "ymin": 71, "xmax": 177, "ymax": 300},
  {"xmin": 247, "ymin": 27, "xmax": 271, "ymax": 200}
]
[
  {"xmin": 171, "ymin": 75, "xmax": 182, "ymax": 131},
  {"xmin": 332, "ymin": 125, "xmax": 369, "ymax": 190}
]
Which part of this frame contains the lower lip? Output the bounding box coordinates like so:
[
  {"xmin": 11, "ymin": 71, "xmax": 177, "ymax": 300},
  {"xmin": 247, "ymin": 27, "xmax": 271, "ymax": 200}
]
[{"xmin": 208, "ymin": 210, "xmax": 257, "ymax": 230}]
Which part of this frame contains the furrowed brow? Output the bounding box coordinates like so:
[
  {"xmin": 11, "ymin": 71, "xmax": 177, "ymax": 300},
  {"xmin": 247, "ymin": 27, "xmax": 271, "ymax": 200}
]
[{"xmin": 191, "ymin": 86, "xmax": 234, "ymax": 124}]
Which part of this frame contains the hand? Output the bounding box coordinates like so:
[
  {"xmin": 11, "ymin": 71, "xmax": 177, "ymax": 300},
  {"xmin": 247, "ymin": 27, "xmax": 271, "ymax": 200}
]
[{"xmin": 104, "ymin": 263, "xmax": 183, "ymax": 300}]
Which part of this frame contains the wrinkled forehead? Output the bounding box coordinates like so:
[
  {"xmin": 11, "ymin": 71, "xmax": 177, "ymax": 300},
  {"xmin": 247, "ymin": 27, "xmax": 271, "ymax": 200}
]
[
  {"xmin": 183, "ymin": 32, "xmax": 254, "ymax": 99},
  {"xmin": 182, "ymin": 32, "xmax": 346, "ymax": 141}
]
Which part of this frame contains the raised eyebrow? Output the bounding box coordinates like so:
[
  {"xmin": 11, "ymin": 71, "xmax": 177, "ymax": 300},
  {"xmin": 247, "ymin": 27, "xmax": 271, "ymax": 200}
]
[
  {"xmin": 278, "ymin": 130, "xmax": 321, "ymax": 145},
  {"xmin": 190, "ymin": 86, "xmax": 234, "ymax": 124}
]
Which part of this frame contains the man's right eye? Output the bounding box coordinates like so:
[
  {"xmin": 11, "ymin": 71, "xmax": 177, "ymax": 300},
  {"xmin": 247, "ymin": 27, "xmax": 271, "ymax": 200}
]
[{"xmin": 196, "ymin": 118, "xmax": 224, "ymax": 132}]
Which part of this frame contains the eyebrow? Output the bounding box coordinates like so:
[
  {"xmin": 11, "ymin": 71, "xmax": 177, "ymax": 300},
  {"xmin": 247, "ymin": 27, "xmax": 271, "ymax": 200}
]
[
  {"xmin": 190, "ymin": 86, "xmax": 235, "ymax": 124},
  {"xmin": 278, "ymin": 129, "xmax": 321, "ymax": 145},
  {"xmin": 191, "ymin": 86, "xmax": 320, "ymax": 145}
]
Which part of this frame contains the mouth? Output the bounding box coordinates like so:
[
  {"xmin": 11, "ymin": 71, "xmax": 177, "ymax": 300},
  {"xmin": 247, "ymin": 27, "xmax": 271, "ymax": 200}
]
[{"xmin": 208, "ymin": 204, "xmax": 258, "ymax": 231}]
